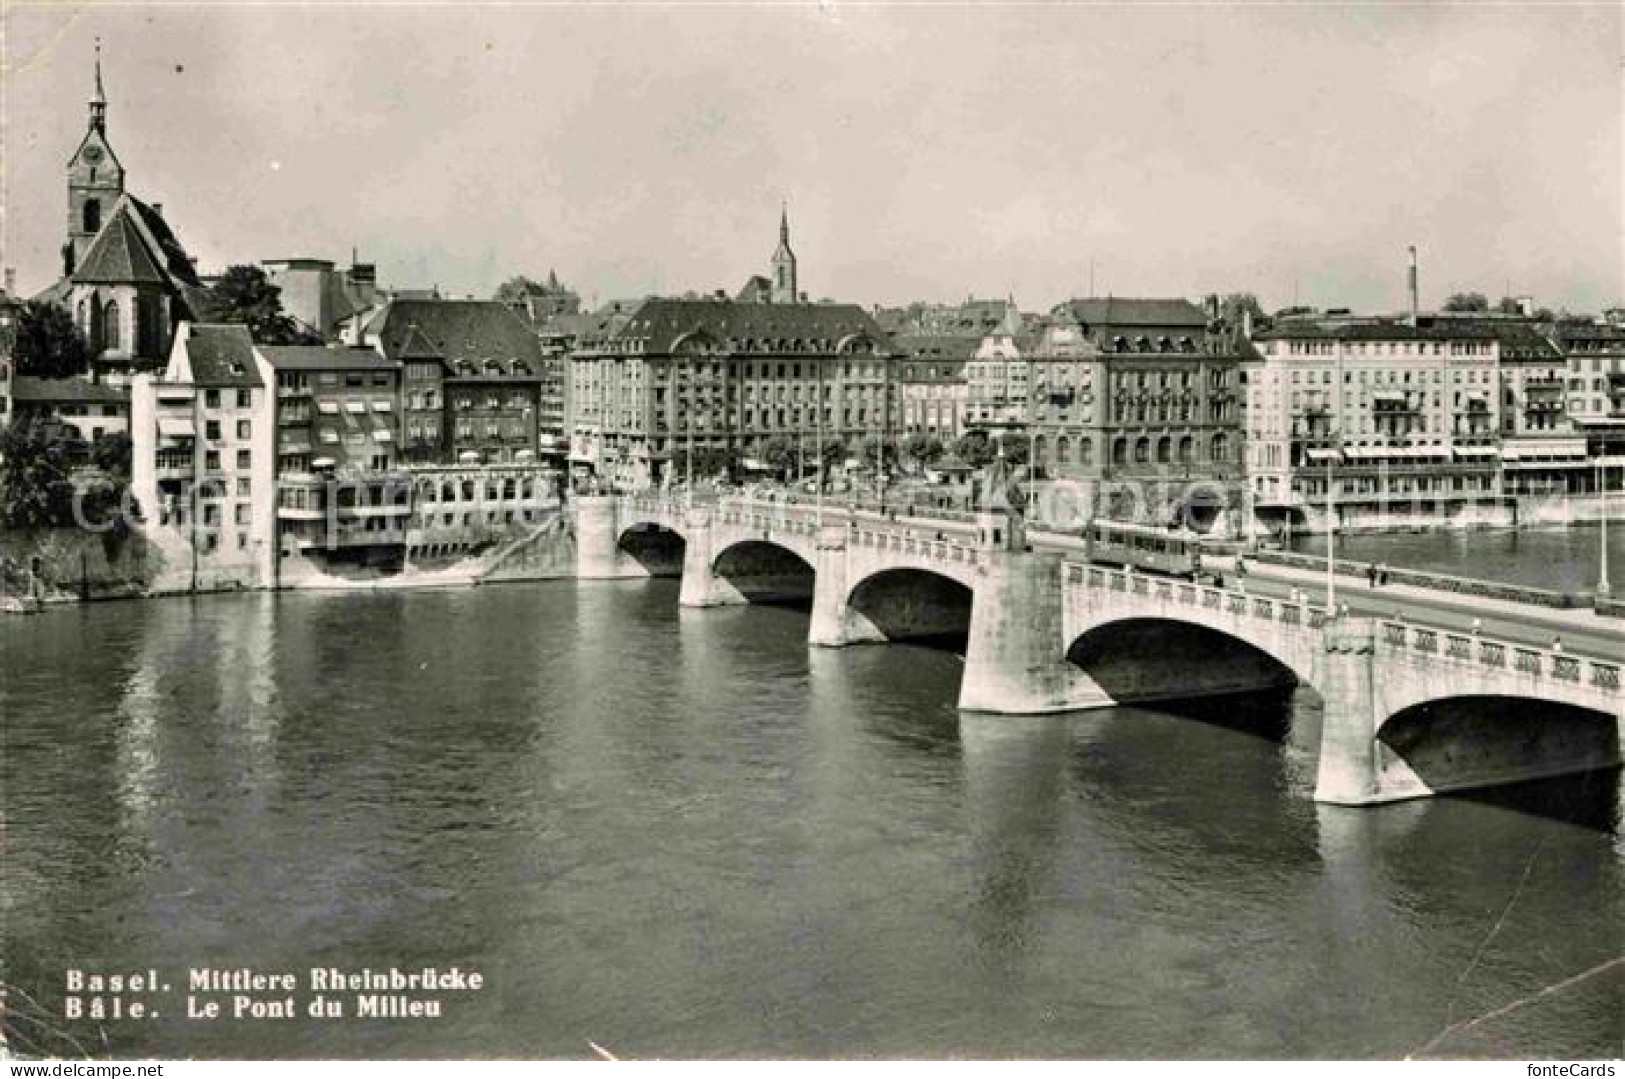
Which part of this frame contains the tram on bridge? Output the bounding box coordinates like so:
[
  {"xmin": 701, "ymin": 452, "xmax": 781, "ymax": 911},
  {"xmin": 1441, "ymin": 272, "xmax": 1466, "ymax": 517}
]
[{"xmin": 1083, "ymin": 518, "xmax": 1243, "ymax": 580}]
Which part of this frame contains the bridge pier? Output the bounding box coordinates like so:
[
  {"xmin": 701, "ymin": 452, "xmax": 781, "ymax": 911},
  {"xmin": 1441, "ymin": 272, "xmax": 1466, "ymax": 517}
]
[
  {"xmin": 574, "ymin": 495, "xmax": 657, "ymax": 579},
  {"xmin": 959, "ymin": 549, "xmax": 1091, "ymax": 714},
  {"xmin": 677, "ymin": 507, "xmax": 751, "ymax": 608},
  {"xmin": 809, "ymin": 525, "xmax": 887, "ymax": 645}
]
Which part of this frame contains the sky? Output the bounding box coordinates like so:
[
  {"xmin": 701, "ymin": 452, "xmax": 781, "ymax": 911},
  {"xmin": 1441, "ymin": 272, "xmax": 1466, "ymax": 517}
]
[{"xmin": 3, "ymin": 2, "xmax": 1621, "ymax": 315}]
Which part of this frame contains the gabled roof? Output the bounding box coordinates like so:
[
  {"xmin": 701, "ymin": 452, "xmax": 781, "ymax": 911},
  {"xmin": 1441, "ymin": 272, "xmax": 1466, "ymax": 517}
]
[
  {"xmin": 893, "ymin": 334, "xmax": 979, "ymax": 360},
  {"xmin": 259, "ymin": 345, "xmax": 397, "ymax": 372},
  {"xmin": 736, "ymin": 275, "xmax": 773, "ymax": 303},
  {"xmin": 182, "ymin": 324, "xmax": 261, "ymax": 388},
  {"xmin": 125, "ymin": 196, "xmax": 201, "ymax": 287},
  {"xmin": 611, "ymin": 298, "xmax": 890, "ymax": 355},
  {"xmin": 1056, "ymin": 297, "xmax": 1209, "ymax": 329},
  {"xmin": 374, "ymin": 299, "xmax": 543, "ymax": 368}
]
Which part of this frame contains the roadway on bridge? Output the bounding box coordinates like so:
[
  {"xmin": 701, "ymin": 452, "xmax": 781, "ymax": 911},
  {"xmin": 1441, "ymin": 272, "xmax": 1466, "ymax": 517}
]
[{"xmin": 1239, "ymin": 560, "xmax": 1622, "ymax": 662}]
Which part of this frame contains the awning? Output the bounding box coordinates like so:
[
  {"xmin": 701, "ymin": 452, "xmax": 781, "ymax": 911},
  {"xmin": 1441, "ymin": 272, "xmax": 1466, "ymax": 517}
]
[
  {"xmin": 371, "ymin": 400, "xmax": 392, "ymax": 412},
  {"xmin": 157, "ymin": 416, "xmax": 195, "ymax": 438},
  {"xmin": 317, "ymin": 401, "xmax": 340, "ymax": 415},
  {"xmin": 1501, "ymin": 438, "xmax": 1588, "ymax": 460},
  {"xmin": 319, "ymin": 430, "xmax": 340, "ymax": 444},
  {"xmin": 312, "ymin": 457, "xmax": 336, "ymax": 469},
  {"xmin": 345, "ymin": 401, "xmax": 368, "ymax": 414},
  {"xmin": 1453, "ymin": 445, "xmax": 1499, "ymax": 457},
  {"xmin": 1306, "ymin": 448, "xmax": 1342, "ymax": 461},
  {"xmin": 373, "ymin": 430, "xmax": 393, "ymax": 442},
  {"xmin": 459, "ymin": 451, "xmax": 482, "ymax": 463},
  {"xmin": 515, "ymin": 450, "xmax": 535, "ymax": 461}
]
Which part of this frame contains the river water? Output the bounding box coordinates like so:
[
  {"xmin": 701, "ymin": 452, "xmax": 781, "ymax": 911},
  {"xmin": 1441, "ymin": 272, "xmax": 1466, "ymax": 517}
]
[
  {"xmin": 1291, "ymin": 523, "xmax": 1625, "ymax": 595},
  {"xmin": 3, "ymin": 579, "xmax": 1621, "ymax": 1059}
]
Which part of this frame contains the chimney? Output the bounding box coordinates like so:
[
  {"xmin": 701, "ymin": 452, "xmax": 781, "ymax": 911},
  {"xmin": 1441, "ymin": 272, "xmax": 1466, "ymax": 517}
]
[
  {"xmin": 1242, "ymin": 307, "xmax": 1253, "ymax": 339},
  {"xmin": 1407, "ymin": 245, "xmax": 1419, "ymax": 327},
  {"xmin": 1518, "ymin": 295, "xmax": 1534, "ymax": 317},
  {"xmin": 3, "ymin": 268, "xmax": 14, "ymax": 296}
]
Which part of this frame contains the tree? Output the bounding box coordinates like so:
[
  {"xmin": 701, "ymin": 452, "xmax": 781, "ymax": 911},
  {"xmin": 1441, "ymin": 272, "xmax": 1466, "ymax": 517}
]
[
  {"xmin": 1443, "ymin": 292, "xmax": 1489, "ymax": 313},
  {"xmin": 205, "ymin": 265, "xmax": 316, "ymax": 344},
  {"xmin": 955, "ymin": 430, "xmax": 996, "ymax": 468},
  {"xmin": 760, "ymin": 434, "xmax": 796, "ymax": 476},
  {"xmin": 901, "ymin": 432, "xmax": 944, "ymax": 470},
  {"xmin": 0, "ymin": 416, "xmax": 78, "ymax": 528},
  {"xmin": 1221, "ymin": 293, "xmax": 1265, "ymax": 326},
  {"xmin": 494, "ymin": 276, "xmax": 543, "ymax": 304},
  {"xmin": 12, "ymin": 301, "xmax": 89, "ymax": 379},
  {"xmin": 90, "ymin": 431, "xmax": 132, "ymax": 478},
  {"xmin": 996, "ymin": 431, "xmax": 1030, "ymax": 467}
]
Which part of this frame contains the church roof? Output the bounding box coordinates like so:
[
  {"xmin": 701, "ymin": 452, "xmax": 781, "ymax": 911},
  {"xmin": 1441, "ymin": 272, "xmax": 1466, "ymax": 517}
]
[
  {"xmin": 125, "ymin": 196, "xmax": 201, "ymax": 287},
  {"xmin": 736, "ymin": 276, "xmax": 773, "ymax": 303},
  {"xmin": 72, "ymin": 207, "xmax": 167, "ymax": 285},
  {"xmin": 611, "ymin": 298, "xmax": 890, "ymax": 355}
]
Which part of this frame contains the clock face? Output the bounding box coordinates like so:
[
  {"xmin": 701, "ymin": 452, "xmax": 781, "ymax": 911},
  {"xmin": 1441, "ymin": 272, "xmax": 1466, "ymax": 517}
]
[{"xmin": 81, "ymin": 145, "xmax": 103, "ymax": 164}]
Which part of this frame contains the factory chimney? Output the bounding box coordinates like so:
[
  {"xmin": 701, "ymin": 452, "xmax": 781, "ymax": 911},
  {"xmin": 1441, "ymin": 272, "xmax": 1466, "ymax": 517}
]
[{"xmin": 1407, "ymin": 245, "xmax": 1419, "ymax": 327}]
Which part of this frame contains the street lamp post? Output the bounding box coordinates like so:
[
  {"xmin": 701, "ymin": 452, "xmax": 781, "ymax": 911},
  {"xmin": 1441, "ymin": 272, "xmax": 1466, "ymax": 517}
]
[{"xmin": 1599, "ymin": 456, "xmax": 1611, "ymax": 598}]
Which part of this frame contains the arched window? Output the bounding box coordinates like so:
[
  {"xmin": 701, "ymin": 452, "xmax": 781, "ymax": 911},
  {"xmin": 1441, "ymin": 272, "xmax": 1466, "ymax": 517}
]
[
  {"xmin": 77, "ymin": 299, "xmax": 89, "ymax": 336},
  {"xmin": 1134, "ymin": 437, "xmax": 1151, "ymax": 464},
  {"xmin": 1178, "ymin": 435, "xmax": 1194, "ymax": 463},
  {"xmin": 1211, "ymin": 433, "xmax": 1230, "ymax": 462},
  {"xmin": 82, "ymin": 199, "xmax": 101, "ymax": 234},
  {"xmin": 1111, "ymin": 437, "xmax": 1127, "ymax": 465},
  {"xmin": 1156, "ymin": 436, "xmax": 1172, "ymax": 463},
  {"xmin": 1056, "ymin": 435, "xmax": 1070, "ymax": 464},
  {"xmin": 1033, "ymin": 434, "xmax": 1047, "ymax": 463},
  {"xmin": 103, "ymin": 300, "xmax": 120, "ymax": 351},
  {"xmin": 1078, "ymin": 437, "xmax": 1093, "ymax": 465}
]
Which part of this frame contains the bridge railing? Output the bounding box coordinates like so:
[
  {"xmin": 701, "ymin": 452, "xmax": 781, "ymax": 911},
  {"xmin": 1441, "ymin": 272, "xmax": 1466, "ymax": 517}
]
[
  {"xmin": 1376, "ymin": 619, "xmax": 1619, "ymax": 693},
  {"xmin": 1065, "ymin": 561, "xmax": 1621, "ymax": 696},
  {"xmin": 848, "ymin": 524, "xmax": 983, "ymax": 567}
]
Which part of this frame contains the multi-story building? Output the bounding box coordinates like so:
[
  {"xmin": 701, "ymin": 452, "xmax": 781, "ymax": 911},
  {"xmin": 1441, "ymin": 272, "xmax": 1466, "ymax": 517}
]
[
  {"xmin": 568, "ymin": 297, "xmax": 895, "ymax": 489},
  {"xmin": 261, "ymin": 257, "xmax": 380, "ymax": 342},
  {"xmin": 258, "ymin": 344, "xmax": 408, "ymax": 567},
  {"xmin": 1554, "ymin": 320, "xmax": 1625, "ymax": 460},
  {"xmin": 1245, "ymin": 315, "xmax": 1505, "ymax": 532},
  {"xmin": 895, "ymin": 335, "xmax": 974, "ymax": 441},
  {"xmin": 964, "ymin": 307, "xmax": 1033, "ymax": 430},
  {"xmin": 130, "ymin": 323, "xmax": 277, "ymax": 589},
  {"xmin": 1490, "ymin": 321, "xmax": 1584, "ymax": 495},
  {"xmin": 370, "ymin": 299, "xmax": 549, "ymax": 463},
  {"xmin": 1018, "ymin": 298, "xmax": 1241, "ymax": 491}
]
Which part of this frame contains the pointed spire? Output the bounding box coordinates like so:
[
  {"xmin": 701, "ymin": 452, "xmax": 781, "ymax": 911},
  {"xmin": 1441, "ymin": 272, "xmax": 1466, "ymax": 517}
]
[
  {"xmin": 780, "ymin": 199, "xmax": 789, "ymax": 245},
  {"xmin": 89, "ymin": 38, "xmax": 107, "ymax": 132}
]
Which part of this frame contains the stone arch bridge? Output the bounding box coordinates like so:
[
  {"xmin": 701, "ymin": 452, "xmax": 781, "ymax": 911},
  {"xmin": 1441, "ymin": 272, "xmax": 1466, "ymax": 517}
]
[{"xmin": 573, "ymin": 493, "xmax": 1623, "ymax": 806}]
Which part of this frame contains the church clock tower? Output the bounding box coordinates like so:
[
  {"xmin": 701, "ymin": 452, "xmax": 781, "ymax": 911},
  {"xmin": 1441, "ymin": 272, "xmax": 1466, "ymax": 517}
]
[{"xmin": 64, "ymin": 41, "xmax": 125, "ymax": 276}]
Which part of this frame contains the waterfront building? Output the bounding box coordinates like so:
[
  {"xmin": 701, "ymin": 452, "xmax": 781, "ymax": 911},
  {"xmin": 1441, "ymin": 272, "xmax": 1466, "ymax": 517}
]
[
  {"xmin": 129, "ymin": 323, "xmax": 277, "ymax": 589},
  {"xmin": 894, "ymin": 335, "xmax": 974, "ymax": 441},
  {"xmin": 568, "ymin": 298, "xmax": 894, "ymax": 489},
  {"xmin": 1490, "ymin": 321, "xmax": 1586, "ymax": 495},
  {"xmin": 1554, "ymin": 320, "xmax": 1625, "ymax": 461},
  {"xmin": 370, "ymin": 299, "xmax": 551, "ymax": 463},
  {"xmin": 37, "ymin": 48, "xmax": 209, "ymax": 383},
  {"xmin": 1022, "ymin": 298, "xmax": 1240, "ymax": 494},
  {"xmin": 1244, "ymin": 315, "xmax": 1504, "ymax": 532}
]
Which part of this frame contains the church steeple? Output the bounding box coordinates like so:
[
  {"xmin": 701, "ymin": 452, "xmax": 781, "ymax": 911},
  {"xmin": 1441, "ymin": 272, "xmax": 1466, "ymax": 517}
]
[
  {"xmin": 89, "ymin": 38, "xmax": 107, "ymax": 133},
  {"xmin": 64, "ymin": 38, "xmax": 124, "ymax": 277},
  {"xmin": 770, "ymin": 200, "xmax": 798, "ymax": 304}
]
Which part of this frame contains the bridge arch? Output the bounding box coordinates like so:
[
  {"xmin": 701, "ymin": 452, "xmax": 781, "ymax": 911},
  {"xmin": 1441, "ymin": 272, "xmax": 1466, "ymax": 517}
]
[
  {"xmin": 843, "ymin": 565, "xmax": 976, "ymax": 646},
  {"xmin": 616, "ymin": 519, "xmax": 687, "ymax": 577},
  {"xmin": 1064, "ymin": 613, "xmax": 1312, "ymax": 708},
  {"xmin": 710, "ymin": 538, "xmax": 816, "ymax": 607},
  {"xmin": 1375, "ymin": 695, "xmax": 1620, "ymax": 797}
]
